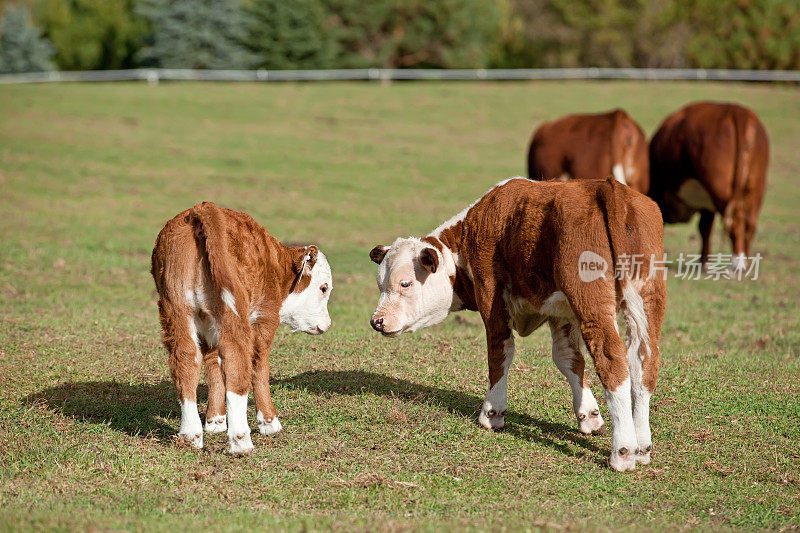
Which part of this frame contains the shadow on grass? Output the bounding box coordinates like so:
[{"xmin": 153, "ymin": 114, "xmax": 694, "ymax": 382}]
[
  {"xmin": 276, "ymin": 370, "xmax": 602, "ymax": 457},
  {"xmin": 23, "ymin": 371, "xmax": 602, "ymax": 459},
  {"xmin": 23, "ymin": 380, "xmax": 204, "ymax": 443}
]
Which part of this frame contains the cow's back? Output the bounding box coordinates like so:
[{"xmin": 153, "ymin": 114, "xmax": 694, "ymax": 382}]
[
  {"xmin": 649, "ymin": 102, "xmax": 769, "ymax": 215},
  {"xmin": 528, "ymin": 110, "xmax": 649, "ymax": 193}
]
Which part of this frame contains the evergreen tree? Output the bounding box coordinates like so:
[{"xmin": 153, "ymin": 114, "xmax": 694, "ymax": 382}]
[
  {"xmin": 245, "ymin": 0, "xmax": 332, "ymax": 69},
  {"xmin": 138, "ymin": 0, "xmax": 255, "ymax": 69},
  {"xmin": 0, "ymin": 5, "xmax": 54, "ymax": 73}
]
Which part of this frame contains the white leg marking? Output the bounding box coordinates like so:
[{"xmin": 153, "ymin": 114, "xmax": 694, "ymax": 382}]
[
  {"xmin": 204, "ymin": 414, "xmax": 227, "ymax": 433},
  {"xmin": 612, "ymin": 163, "xmax": 627, "ymax": 185},
  {"xmin": 550, "ymin": 320, "xmax": 605, "ymax": 435},
  {"xmin": 178, "ymin": 399, "xmax": 203, "ymax": 448},
  {"xmin": 226, "ymin": 391, "xmax": 253, "ymax": 455},
  {"xmin": 479, "ymin": 336, "xmax": 514, "ymax": 430},
  {"xmin": 622, "ymin": 283, "xmax": 653, "ymax": 464},
  {"xmin": 221, "ymin": 289, "xmax": 239, "ymax": 317},
  {"xmin": 257, "ymin": 411, "xmax": 283, "ymax": 436},
  {"xmin": 731, "ymin": 253, "xmax": 747, "ymax": 276},
  {"xmin": 604, "ymin": 377, "xmax": 638, "ymax": 472}
]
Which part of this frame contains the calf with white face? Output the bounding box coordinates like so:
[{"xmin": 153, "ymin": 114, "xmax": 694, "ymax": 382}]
[
  {"xmin": 369, "ymin": 238, "xmax": 456, "ymax": 336},
  {"xmin": 368, "ymin": 178, "xmax": 666, "ymax": 473}
]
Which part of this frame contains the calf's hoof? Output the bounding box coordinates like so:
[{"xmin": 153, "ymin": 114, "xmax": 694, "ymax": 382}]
[
  {"xmin": 257, "ymin": 415, "xmax": 283, "ymax": 436},
  {"xmin": 608, "ymin": 446, "xmax": 637, "ymax": 472},
  {"xmin": 228, "ymin": 432, "xmax": 254, "ymax": 455},
  {"xmin": 178, "ymin": 432, "xmax": 203, "ymax": 449},
  {"xmin": 204, "ymin": 414, "xmax": 227, "ymax": 433},
  {"xmin": 478, "ymin": 408, "xmax": 506, "ymax": 431},
  {"xmin": 577, "ymin": 409, "xmax": 606, "ymax": 435},
  {"xmin": 635, "ymin": 444, "xmax": 652, "ymax": 465}
]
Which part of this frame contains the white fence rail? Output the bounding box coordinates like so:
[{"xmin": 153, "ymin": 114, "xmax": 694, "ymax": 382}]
[{"xmin": 1, "ymin": 67, "xmax": 800, "ymax": 84}]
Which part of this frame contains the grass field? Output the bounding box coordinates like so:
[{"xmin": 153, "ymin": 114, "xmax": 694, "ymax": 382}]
[{"xmin": 0, "ymin": 80, "xmax": 798, "ymax": 531}]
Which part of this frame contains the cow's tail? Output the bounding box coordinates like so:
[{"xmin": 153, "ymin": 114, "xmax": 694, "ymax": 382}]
[
  {"xmin": 187, "ymin": 202, "xmax": 246, "ymax": 319},
  {"xmin": 597, "ymin": 179, "xmax": 650, "ymax": 358},
  {"xmin": 722, "ymin": 109, "xmax": 755, "ymax": 236},
  {"xmin": 610, "ymin": 109, "xmax": 632, "ymax": 186}
]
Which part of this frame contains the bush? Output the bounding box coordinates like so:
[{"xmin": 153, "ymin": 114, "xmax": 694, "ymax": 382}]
[
  {"xmin": 244, "ymin": 0, "xmax": 332, "ymax": 69},
  {"xmin": 34, "ymin": 0, "xmax": 146, "ymax": 70},
  {"xmin": 0, "ymin": 4, "xmax": 54, "ymax": 73},
  {"xmin": 682, "ymin": 0, "xmax": 800, "ymax": 70},
  {"xmin": 137, "ymin": 0, "xmax": 254, "ymax": 69},
  {"xmin": 323, "ymin": 0, "xmax": 505, "ymax": 68}
]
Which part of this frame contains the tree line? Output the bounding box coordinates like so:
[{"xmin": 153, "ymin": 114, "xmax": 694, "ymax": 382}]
[{"xmin": 1, "ymin": 0, "xmax": 798, "ymax": 74}]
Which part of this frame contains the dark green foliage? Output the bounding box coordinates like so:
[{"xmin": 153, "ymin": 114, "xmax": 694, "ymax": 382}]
[
  {"xmin": 137, "ymin": 0, "xmax": 255, "ymax": 69},
  {"xmin": 323, "ymin": 0, "xmax": 504, "ymax": 68},
  {"xmin": 0, "ymin": 4, "xmax": 54, "ymax": 73},
  {"xmin": 33, "ymin": 0, "xmax": 146, "ymax": 70},
  {"xmin": 244, "ymin": 0, "xmax": 332, "ymax": 69},
  {"xmin": 681, "ymin": 0, "xmax": 800, "ymax": 70},
  {"xmin": 494, "ymin": 0, "xmax": 799, "ymax": 70}
]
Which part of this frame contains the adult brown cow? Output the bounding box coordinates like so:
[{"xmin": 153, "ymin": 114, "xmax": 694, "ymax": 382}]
[
  {"xmin": 649, "ymin": 102, "xmax": 769, "ymax": 270},
  {"xmin": 368, "ymin": 177, "xmax": 667, "ymax": 472},
  {"xmin": 527, "ymin": 109, "xmax": 649, "ymax": 193}
]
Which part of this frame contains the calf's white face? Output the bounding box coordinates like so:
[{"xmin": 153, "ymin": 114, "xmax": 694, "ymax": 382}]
[
  {"xmin": 280, "ymin": 249, "xmax": 333, "ymax": 335},
  {"xmin": 369, "ymin": 238, "xmax": 455, "ymax": 336}
]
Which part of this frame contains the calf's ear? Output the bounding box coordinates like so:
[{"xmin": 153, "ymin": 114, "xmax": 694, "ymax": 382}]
[
  {"xmin": 419, "ymin": 247, "xmax": 439, "ymax": 273},
  {"xmin": 292, "ymin": 245, "xmax": 319, "ymax": 274},
  {"xmin": 369, "ymin": 245, "xmax": 388, "ymax": 264}
]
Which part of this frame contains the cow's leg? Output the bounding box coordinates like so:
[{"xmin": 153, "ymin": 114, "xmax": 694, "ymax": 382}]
[
  {"xmin": 576, "ymin": 307, "xmax": 637, "ymax": 472},
  {"xmin": 549, "ymin": 318, "xmax": 605, "ymax": 435},
  {"xmin": 160, "ymin": 300, "xmax": 203, "ymax": 448},
  {"xmin": 728, "ymin": 207, "xmax": 748, "ymax": 275},
  {"xmin": 252, "ymin": 320, "xmax": 282, "ymax": 436},
  {"xmin": 698, "ymin": 210, "xmax": 714, "ymax": 266},
  {"xmin": 475, "ymin": 287, "xmax": 514, "ymax": 431},
  {"xmin": 622, "ymin": 282, "xmax": 664, "ymax": 465},
  {"xmin": 219, "ymin": 313, "xmax": 254, "ymax": 455},
  {"xmin": 203, "ymin": 348, "xmax": 227, "ymax": 433}
]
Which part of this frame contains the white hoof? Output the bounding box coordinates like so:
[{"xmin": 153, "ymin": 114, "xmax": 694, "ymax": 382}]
[
  {"xmin": 204, "ymin": 414, "xmax": 227, "ymax": 433},
  {"xmin": 635, "ymin": 444, "xmax": 652, "ymax": 465},
  {"xmin": 478, "ymin": 407, "xmax": 506, "ymax": 430},
  {"xmin": 178, "ymin": 432, "xmax": 203, "ymax": 449},
  {"xmin": 228, "ymin": 432, "xmax": 254, "ymax": 455},
  {"xmin": 608, "ymin": 445, "xmax": 637, "ymax": 472},
  {"xmin": 257, "ymin": 413, "xmax": 283, "ymax": 436},
  {"xmin": 577, "ymin": 409, "xmax": 606, "ymax": 435}
]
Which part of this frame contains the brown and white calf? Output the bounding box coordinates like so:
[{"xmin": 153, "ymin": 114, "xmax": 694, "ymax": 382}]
[
  {"xmin": 528, "ymin": 109, "xmax": 649, "ymax": 193},
  {"xmin": 649, "ymin": 101, "xmax": 769, "ymax": 269},
  {"xmin": 369, "ymin": 178, "xmax": 666, "ymax": 471},
  {"xmin": 151, "ymin": 202, "xmax": 333, "ymax": 454}
]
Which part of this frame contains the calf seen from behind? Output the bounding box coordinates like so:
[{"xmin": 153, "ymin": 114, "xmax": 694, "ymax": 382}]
[{"xmin": 151, "ymin": 202, "xmax": 333, "ymax": 454}]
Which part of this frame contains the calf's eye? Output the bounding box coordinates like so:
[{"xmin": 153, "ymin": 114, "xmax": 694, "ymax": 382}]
[
  {"xmin": 400, "ymin": 280, "xmax": 412, "ymax": 288},
  {"xmin": 320, "ymin": 283, "xmax": 328, "ymax": 294}
]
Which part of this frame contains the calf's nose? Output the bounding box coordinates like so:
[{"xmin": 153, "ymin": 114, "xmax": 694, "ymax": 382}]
[{"xmin": 370, "ymin": 317, "xmax": 384, "ymax": 332}]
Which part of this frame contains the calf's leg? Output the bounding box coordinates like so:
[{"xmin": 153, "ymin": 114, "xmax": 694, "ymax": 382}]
[
  {"xmin": 219, "ymin": 313, "xmax": 255, "ymax": 455},
  {"xmin": 578, "ymin": 310, "xmax": 638, "ymax": 472},
  {"xmin": 159, "ymin": 299, "xmax": 203, "ymax": 449},
  {"xmin": 549, "ymin": 318, "xmax": 605, "ymax": 435},
  {"xmin": 252, "ymin": 321, "xmax": 282, "ymax": 436},
  {"xmin": 203, "ymin": 348, "xmax": 227, "ymax": 433}
]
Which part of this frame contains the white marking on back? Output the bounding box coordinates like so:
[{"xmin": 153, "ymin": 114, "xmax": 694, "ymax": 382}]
[
  {"xmin": 431, "ymin": 177, "xmax": 527, "ymax": 237},
  {"xmin": 221, "ymin": 288, "xmax": 239, "ymax": 317},
  {"xmin": 612, "ymin": 164, "xmax": 627, "ymax": 185}
]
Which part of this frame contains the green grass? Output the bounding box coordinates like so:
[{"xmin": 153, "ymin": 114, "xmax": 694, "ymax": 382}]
[{"xmin": 0, "ymin": 80, "xmax": 798, "ymax": 532}]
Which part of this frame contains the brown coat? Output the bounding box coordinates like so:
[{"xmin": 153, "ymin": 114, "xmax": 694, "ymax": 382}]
[
  {"xmin": 528, "ymin": 109, "xmax": 650, "ymax": 193},
  {"xmin": 649, "ymin": 101, "xmax": 769, "ymax": 265},
  {"xmin": 151, "ymin": 201, "xmax": 332, "ymax": 454},
  {"xmin": 370, "ymin": 178, "xmax": 666, "ymax": 471}
]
